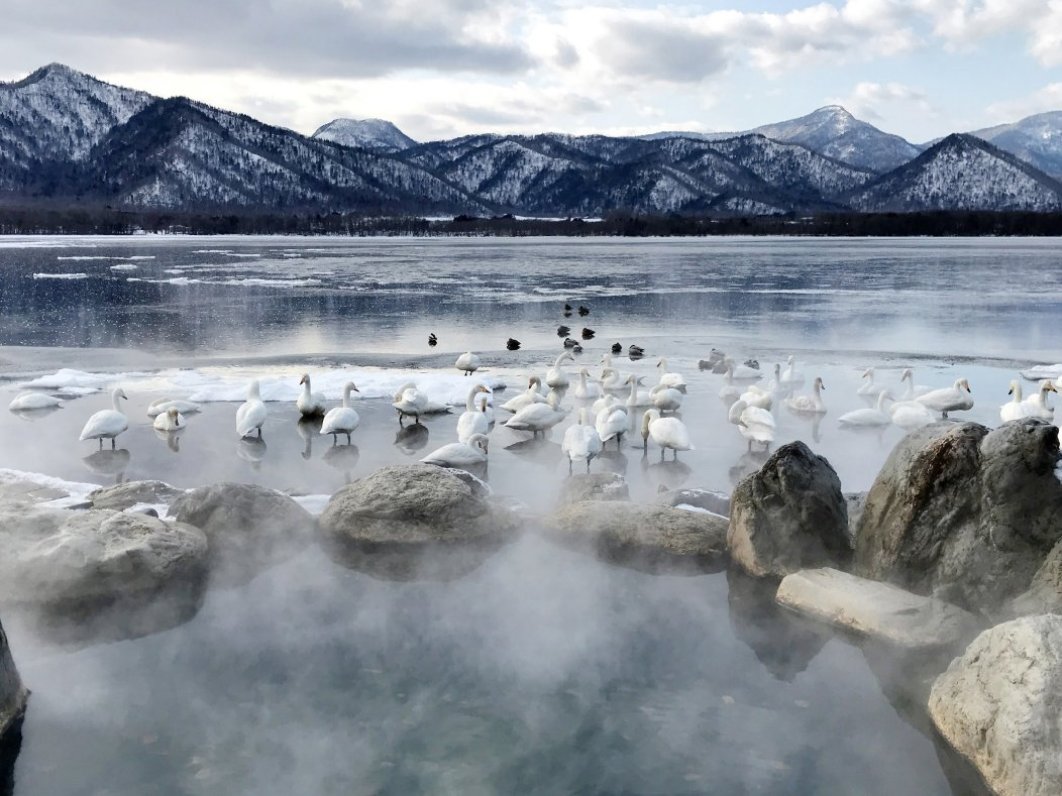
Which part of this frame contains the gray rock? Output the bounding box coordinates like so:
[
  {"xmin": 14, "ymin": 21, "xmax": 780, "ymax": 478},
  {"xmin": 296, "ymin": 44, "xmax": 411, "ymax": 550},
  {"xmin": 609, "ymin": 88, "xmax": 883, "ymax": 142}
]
[
  {"xmin": 168, "ymin": 482, "xmax": 315, "ymax": 586},
  {"xmin": 776, "ymin": 568, "xmax": 980, "ymax": 650},
  {"xmin": 545, "ymin": 500, "xmax": 728, "ymax": 572},
  {"xmin": 319, "ymin": 464, "xmax": 521, "ymax": 581},
  {"xmin": 558, "ymin": 472, "xmax": 629, "ymax": 505},
  {"xmin": 657, "ymin": 487, "xmax": 730, "ymax": 517},
  {"xmin": 843, "ymin": 492, "xmax": 865, "ymax": 543},
  {"xmin": 727, "ymin": 442, "xmax": 850, "ymax": 578},
  {"xmin": 89, "ymin": 480, "xmax": 184, "ymax": 511},
  {"xmin": 0, "ymin": 617, "xmax": 27, "ymax": 742},
  {"xmin": 1011, "ymin": 538, "xmax": 1062, "ymax": 616},
  {"xmin": 0, "ymin": 505, "xmax": 208, "ymax": 643},
  {"xmin": 929, "ymin": 615, "xmax": 1062, "ymax": 796}
]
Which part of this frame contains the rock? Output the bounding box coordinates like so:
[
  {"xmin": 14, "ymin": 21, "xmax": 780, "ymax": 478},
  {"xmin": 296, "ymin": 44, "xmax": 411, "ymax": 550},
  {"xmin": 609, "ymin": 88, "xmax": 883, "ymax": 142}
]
[
  {"xmin": 545, "ymin": 501, "xmax": 727, "ymax": 572},
  {"xmin": 558, "ymin": 472, "xmax": 629, "ymax": 505},
  {"xmin": 89, "ymin": 480, "xmax": 183, "ymax": 511},
  {"xmin": 727, "ymin": 442, "xmax": 850, "ymax": 578},
  {"xmin": 657, "ymin": 487, "xmax": 730, "ymax": 517},
  {"xmin": 0, "ymin": 505, "xmax": 208, "ymax": 643},
  {"xmin": 168, "ymin": 483, "xmax": 315, "ymax": 586},
  {"xmin": 319, "ymin": 464, "xmax": 520, "ymax": 581},
  {"xmin": 843, "ymin": 492, "xmax": 865, "ymax": 543},
  {"xmin": 776, "ymin": 568, "xmax": 980, "ymax": 650},
  {"xmin": 0, "ymin": 617, "xmax": 27, "ymax": 742},
  {"xmin": 1011, "ymin": 537, "xmax": 1062, "ymax": 616},
  {"xmin": 856, "ymin": 420, "xmax": 1062, "ymax": 615},
  {"xmin": 929, "ymin": 615, "xmax": 1062, "ymax": 796}
]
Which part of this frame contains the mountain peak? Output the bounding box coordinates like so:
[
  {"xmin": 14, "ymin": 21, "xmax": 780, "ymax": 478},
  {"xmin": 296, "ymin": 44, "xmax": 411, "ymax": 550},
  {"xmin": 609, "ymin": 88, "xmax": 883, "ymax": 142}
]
[{"xmin": 312, "ymin": 117, "xmax": 417, "ymax": 152}]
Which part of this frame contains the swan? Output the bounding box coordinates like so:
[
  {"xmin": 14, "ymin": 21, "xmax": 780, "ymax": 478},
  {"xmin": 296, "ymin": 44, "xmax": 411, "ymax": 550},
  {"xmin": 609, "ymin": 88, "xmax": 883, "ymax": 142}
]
[
  {"xmin": 899, "ymin": 368, "xmax": 930, "ymax": 400},
  {"xmin": 839, "ymin": 391, "xmax": 892, "ymax": 427},
  {"xmin": 475, "ymin": 390, "xmax": 495, "ymax": 426},
  {"xmin": 501, "ymin": 377, "xmax": 548, "ymax": 413},
  {"xmin": 624, "ymin": 375, "xmax": 654, "ymax": 408},
  {"xmin": 546, "ymin": 352, "xmax": 575, "ymax": 389},
  {"xmin": 321, "ymin": 381, "xmax": 361, "ymax": 443},
  {"xmin": 562, "ymin": 409, "xmax": 603, "ymax": 473},
  {"xmin": 457, "ymin": 384, "xmax": 491, "ymax": 443},
  {"xmin": 392, "ymin": 382, "xmax": 429, "ymax": 424},
  {"xmin": 1021, "ymin": 380, "xmax": 1057, "ymax": 421},
  {"xmin": 595, "ymin": 403, "xmax": 628, "ymax": 450},
  {"xmin": 650, "ymin": 383, "xmax": 683, "ymax": 413},
  {"xmin": 599, "ymin": 367, "xmax": 625, "ymax": 392},
  {"xmin": 724, "ymin": 357, "xmax": 762, "ymax": 382},
  {"xmin": 641, "ymin": 408, "xmax": 693, "ymax": 460},
  {"xmin": 146, "ymin": 398, "xmax": 200, "ymax": 418},
  {"xmin": 421, "ymin": 433, "xmax": 489, "ymax": 468},
  {"xmin": 785, "ymin": 377, "xmax": 826, "ymax": 414},
  {"xmin": 718, "ymin": 363, "xmax": 741, "ymax": 405},
  {"xmin": 591, "ymin": 392, "xmax": 620, "ymax": 415},
  {"xmin": 656, "ymin": 358, "xmax": 687, "ymax": 393},
  {"xmin": 916, "ymin": 378, "xmax": 973, "ymax": 419},
  {"xmin": 574, "ymin": 368, "xmax": 602, "ymax": 400},
  {"xmin": 1000, "ymin": 380, "xmax": 1026, "ymax": 423},
  {"xmin": 504, "ymin": 392, "xmax": 567, "ymax": 438},
  {"xmin": 456, "ymin": 351, "xmax": 481, "ymax": 376},
  {"xmin": 857, "ymin": 368, "xmax": 886, "ymax": 397},
  {"xmin": 80, "ymin": 387, "xmax": 129, "ymax": 448},
  {"xmin": 739, "ymin": 385, "xmax": 772, "ymax": 411},
  {"xmin": 889, "ymin": 399, "xmax": 936, "ymax": 430},
  {"xmin": 9, "ymin": 392, "xmax": 63, "ymax": 411},
  {"xmin": 152, "ymin": 406, "xmax": 185, "ymax": 432},
  {"xmin": 728, "ymin": 399, "xmax": 776, "ymax": 451},
  {"xmin": 297, "ymin": 374, "xmax": 328, "ymax": 417},
  {"xmin": 236, "ymin": 380, "xmax": 268, "ymax": 438},
  {"xmin": 780, "ymin": 355, "xmax": 804, "ymax": 387}
]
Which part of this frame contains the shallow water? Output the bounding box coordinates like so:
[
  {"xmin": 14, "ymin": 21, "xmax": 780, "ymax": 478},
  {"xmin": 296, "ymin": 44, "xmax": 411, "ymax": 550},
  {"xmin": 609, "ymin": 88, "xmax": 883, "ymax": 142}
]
[{"xmin": 2, "ymin": 234, "xmax": 1056, "ymax": 795}]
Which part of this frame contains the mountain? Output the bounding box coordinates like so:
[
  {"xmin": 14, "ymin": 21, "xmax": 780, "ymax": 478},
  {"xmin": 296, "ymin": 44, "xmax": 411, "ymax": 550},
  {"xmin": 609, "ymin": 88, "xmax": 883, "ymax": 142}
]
[
  {"xmin": 850, "ymin": 134, "xmax": 1062, "ymax": 212},
  {"xmin": 970, "ymin": 112, "xmax": 1062, "ymax": 179},
  {"xmin": 311, "ymin": 118, "xmax": 417, "ymax": 152}
]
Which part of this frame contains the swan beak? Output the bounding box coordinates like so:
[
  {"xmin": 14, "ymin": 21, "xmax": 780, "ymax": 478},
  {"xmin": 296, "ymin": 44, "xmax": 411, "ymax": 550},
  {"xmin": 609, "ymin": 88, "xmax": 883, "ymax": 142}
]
[
  {"xmin": 821, "ymin": 383, "xmax": 826, "ymax": 391},
  {"xmin": 1008, "ymin": 387, "xmax": 1013, "ymax": 395},
  {"xmin": 299, "ymin": 375, "xmax": 308, "ymax": 385},
  {"xmin": 1049, "ymin": 384, "xmax": 1059, "ymax": 393},
  {"xmin": 353, "ymin": 385, "xmax": 360, "ymax": 392}
]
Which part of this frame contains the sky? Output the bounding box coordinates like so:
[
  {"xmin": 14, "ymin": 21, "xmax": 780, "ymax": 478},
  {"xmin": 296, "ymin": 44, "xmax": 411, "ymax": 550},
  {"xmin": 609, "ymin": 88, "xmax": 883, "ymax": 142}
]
[{"xmin": 2, "ymin": 0, "xmax": 1062, "ymax": 144}]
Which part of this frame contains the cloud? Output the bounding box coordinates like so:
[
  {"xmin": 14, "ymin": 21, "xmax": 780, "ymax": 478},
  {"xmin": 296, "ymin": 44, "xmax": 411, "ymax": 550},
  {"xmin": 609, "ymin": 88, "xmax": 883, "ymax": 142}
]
[
  {"xmin": 985, "ymin": 83, "xmax": 1062, "ymax": 125},
  {"xmin": 830, "ymin": 81, "xmax": 935, "ymax": 122}
]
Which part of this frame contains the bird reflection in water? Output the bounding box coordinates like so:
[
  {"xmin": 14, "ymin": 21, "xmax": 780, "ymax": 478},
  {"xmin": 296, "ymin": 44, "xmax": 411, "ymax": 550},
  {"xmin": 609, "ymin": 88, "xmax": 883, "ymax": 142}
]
[
  {"xmin": 323, "ymin": 443, "xmax": 360, "ymax": 483},
  {"xmin": 504, "ymin": 437, "xmax": 561, "ymax": 468},
  {"xmin": 296, "ymin": 416, "xmax": 323, "ymax": 460},
  {"xmin": 237, "ymin": 437, "xmax": 267, "ymax": 468},
  {"xmin": 9, "ymin": 406, "xmax": 62, "ymax": 422},
  {"xmin": 394, "ymin": 423, "xmax": 430, "ymax": 455},
  {"xmin": 153, "ymin": 427, "xmax": 183, "ymax": 453},
  {"xmin": 596, "ymin": 447, "xmax": 629, "ymax": 476},
  {"xmin": 82, "ymin": 448, "xmax": 131, "ymax": 484},
  {"xmin": 641, "ymin": 454, "xmax": 692, "ymax": 490},
  {"xmin": 729, "ymin": 451, "xmax": 769, "ymax": 486}
]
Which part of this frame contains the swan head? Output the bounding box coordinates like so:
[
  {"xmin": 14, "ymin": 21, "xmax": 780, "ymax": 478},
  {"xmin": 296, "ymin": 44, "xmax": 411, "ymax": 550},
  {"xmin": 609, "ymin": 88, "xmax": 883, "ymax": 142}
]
[
  {"xmin": 641, "ymin": 408, "xmax": 661, "ymax": 438},
  {"xmin": 467, "ymin": 434, "xmax": 489, "ymax": 454},
  {"xmin": 113, "ymin": 387, "xmax": 128, "ymax": 401},
  {"xmin": 393, "ymin": 382, "xmax": 416, "ymax": 402},
  {"xmin": 528, "ymin": 376, "xmax": 542, "ymax": 389},
  {"xmin": 958, "ymin": 378, "xmax": 972, "ymax": 393},
  {"xmin": 168, "ymin": 407, "xmax": 181, "ymax": 426},
  {"xmin": 656, "ymin": 358, "xmax": 668, "ymax": 370},
  {"xmin": 1042, "ymin": 380, "xmax": 1058, "ymax": 394},
  {"xmin": 814, "ymin": 377, "xmax": 825, "ymax": 390},
  {"xmin": 299, "ymin": 374, "xmax": 310, "ymax": 386},
  {"xmin": 787, "ymin": 355, "xmax": 795, "ymax": 365},
  {"xmin": 248, "ymin": 380, "xmax": 261, "ymax": 399},
  {"xmin": 901, "ymin": 368, "xmax": 913, "ymax": 383},
  {"xmin": 345, "ymin": 381, "xmax": 360, "ymax": 394},
  {"xmin": 1008, "ymin": 380, "xmax": 1019, "ymax": 396},
  {"xmin": 774, "ymin": 363, "xmax": 781, "ymax": 378},
  {"xmin": 861, "ymin": 368, "xmax": 873, "ymax": 380}
]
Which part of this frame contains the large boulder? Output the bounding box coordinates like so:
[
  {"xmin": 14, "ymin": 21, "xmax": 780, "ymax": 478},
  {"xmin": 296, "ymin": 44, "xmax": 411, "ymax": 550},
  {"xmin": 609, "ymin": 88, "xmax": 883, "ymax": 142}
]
[
  {"xmin": 319, "ymin": 464, "xmax": 521, "ymax": 581},
  {"xmin": 856, "ymin": 420, "xmax": 1062, "ymax": 615},
  {"xmin": 0, "ymin": 617, "xmax": 27, "ymax": 741},
  {"xmin": 558, "ymin": 472, "xmax": 629, "ymax": 505},
  {"xmin": 776, "ymin": 568, "xmax": 980, "ymax": 651},
  {"xmin": 1011, "ymin": 538, "xmax": 1062, "ymax": 616},
  {"xmin": 0, "ymin": 505, "xmax": 208, "ymax": 643},
  {"xmin": 727, "ymin": 442, "xmax": 850, "ymax": 578},
  {"xmin": 545, "ymin": 501, "xmax": 727, "ymax": 572},
  {"xmin": 168, "ymin": 483, "xmax": 315, "ymax": 586},
  {"xmin": 89, "ymin": 480, "xmax": 184, "ymax": 511},
  {"xmin": 657, "ymin": 487, "xmax": 730, "ymax": 517},
  {"xmin": 929, "ymin": 615, "xmax": 1062, "ymax": 796}
]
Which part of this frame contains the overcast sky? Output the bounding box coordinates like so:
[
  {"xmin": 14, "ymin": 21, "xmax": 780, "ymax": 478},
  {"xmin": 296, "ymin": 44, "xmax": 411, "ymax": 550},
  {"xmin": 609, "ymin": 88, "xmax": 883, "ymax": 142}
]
[{"xmin": 3, "ymin": 0, "xmax": 1061, "ymax": 143}]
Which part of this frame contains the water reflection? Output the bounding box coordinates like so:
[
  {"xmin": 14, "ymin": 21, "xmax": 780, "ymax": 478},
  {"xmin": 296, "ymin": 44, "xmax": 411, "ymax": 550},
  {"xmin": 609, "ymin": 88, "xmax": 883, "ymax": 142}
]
[
  {"xmin": 729, "ymin": 451, "xmax": 768, "ymax": 486},
  {"xmin": 8, "ymin": 406, "xmax": 61, "ymax": 422},
  {"xmin": 296, "ymin": 416, "xmax": 323, "ymax": 460},
  {"xmin": 237, "ymin": 437, "xmax": 267, "ymax": 466},
  {"xmin": 154, "ymin": 427, "xmax": 183, "ymax": 453},
  {"xmin": 504, "ymin": 437, "xmax": 562, "ymax": 468},
  {"xmin": 641, "ymin": 456, "xmax": 693, "ymax": 490},
  {"xmin": 81, "ymin": 449, "xmax": 130, "ymax": 483},
  {"xmin": 394, "ymin": 423, "xmax": 430, "ymax": 455}
]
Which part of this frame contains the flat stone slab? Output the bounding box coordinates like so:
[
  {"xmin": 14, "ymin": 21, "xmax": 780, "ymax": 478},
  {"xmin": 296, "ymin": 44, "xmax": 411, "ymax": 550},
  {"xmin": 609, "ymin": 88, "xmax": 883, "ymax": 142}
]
[{"xmin": 776, "ymin": 567, "xmax": 980, "ymax": 650}]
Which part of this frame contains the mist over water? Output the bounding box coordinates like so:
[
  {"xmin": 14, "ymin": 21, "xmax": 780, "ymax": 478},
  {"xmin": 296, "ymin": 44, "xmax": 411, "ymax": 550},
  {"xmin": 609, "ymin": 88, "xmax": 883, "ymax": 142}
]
[{"xmin": 0, "ymin": 235, "xmax": 1044, "ymax": 794}]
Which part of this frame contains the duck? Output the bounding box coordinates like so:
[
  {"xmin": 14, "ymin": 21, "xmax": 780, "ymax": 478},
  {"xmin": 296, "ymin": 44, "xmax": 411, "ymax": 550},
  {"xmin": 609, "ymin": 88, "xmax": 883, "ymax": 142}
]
[
  {"xmin": 595, "ymin": 403, "xmax": 628, "ymax": 450},
  {"xmin": 1020, "ymin": 380, "xmax": 1057, "ymax": 421},
  {"xmin": 656, "ymin": 358, "xmax": 687, "ymax": 393},
  {"xmin": 456, "ymin": 351, "xmax": 481, "ymax": 376},
  {"xmin": 562, "ymin": 409, "xmax": 603, "ymax": 473},
  {"xmin": 889, "ymin": 398, "xmax": 936, "ymax": 430},
  {"xmin": 297, "ymin": 374, "xmax": 328, "ymax": 417},
  {"xmin": 839, "ymin": 391, "xmax": 892, "ymax": 427},
  {"xmin": 899, "ymin": 368, "xmax": 930, "ymax": 400},
  {"xmin": 504, "ymin": 392, "xmax": 567, "ymax": 438},
  {"xmin": 563, "ymin": 337, "xmax": 580, "ymax": 349},
  {"xmin": 780, "ymin": 355, "xmax": 804, "ymax": 387},
  {"xmin": 546, "ymin": 352, "xmax": 575, "ymax": 389},
  {"xmin": 321, "ymin": 381, "xmax": 361, "ymax": 443},
  {"xmin": 421, "ymin": 433, "xmax": 489, "ymax": 469},
  {"xmin": 916, "ymin": 378, "xmax": 973, "ymax": 419},
  {"xmin": 581, "ymin": 327, "xmax": 595, "ymax": 340},
  {"xmin": 628, "ymin": 344, "xmax": 645, "ymax": 359},
  {"xmin": 650, "ymin": 383, "xmax": 683, "ymax": 413},
  {"xmin": 457, "ymin": 385, "xmax": 491, "ymax": 443},
  {"xmin": 79, "ymin": 387, "xmax": 129, "ymax": 449},
  {"xmin": 146, "ymin": 398, "xmax": 200, "ymax": 418},
  {"xmin": 501, "ymin": 377, "xmax": 548, "ymax": 413},
  {"xmin": 152, "ymin": 406, "xmax": 185, "ymax": 432},
  {"xmin": 428, "ymin": 332, "xmax": 438, "ymax": 347},
  {"xmin": 557, "ymin": 325, "xmax": 571, "ymax": 337},
  {"xmin": 724, "ymin": 357, "xmax": 762, "ymax": 382},
  {"xmin": 699, "ymin": 348, "xmax": 725, "ymax": 371},
  {"xmin": 9, "ymin": 392, "xmax": 63, "ymax": 411},
  {"xmin": 236, "ymin": 380, "xmax": 268, "ymax": 438},
  {"xmin": 857, "ymin": 368, "xmax": 886, "ymax": 397},
  {"xmin": 641, "ymin": 408, "xmax": 693, "ymax": 460},
  {"xmin": 392, "ymin": 382, "xmax": 429, "ymax": 424},
  {"xmin": 624, "ymin": 375, "xmax": 654, "ymax": 408},
  {"xmin": 1000, "ymin": 380, "xmax": 1027, "ymax": 423},
  {"xmin": 611, "ymin": 342, "xmax": 622, "ymax": 354},
  {"xmin": 728, "ymin": 399, "xmax": 776, "ymax": 451},
  {"xmin": 506, "ymin": 338, "xmax": 521, "ymax": 351},
  {"xmin": 578, "ymin": 305, "xmax": 590, "ymax": 316},
  {"xmin": 784, "ymin": 377, "xmax": 826, "ymax": 414},
  {"xmin": 574, "ymin": 368, "xmax": 602, "ymax": 401}
]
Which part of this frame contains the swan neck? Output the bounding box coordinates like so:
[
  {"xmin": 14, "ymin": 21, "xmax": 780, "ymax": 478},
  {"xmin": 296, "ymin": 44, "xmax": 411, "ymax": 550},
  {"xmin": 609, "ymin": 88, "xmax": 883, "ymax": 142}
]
[
  {"xmin": 343, "ymin": 384, "xmax": 353, "ymax": 407},
  {"xmin": 111, "ymin": 390, "xmax": 123, "ymax": 411}
]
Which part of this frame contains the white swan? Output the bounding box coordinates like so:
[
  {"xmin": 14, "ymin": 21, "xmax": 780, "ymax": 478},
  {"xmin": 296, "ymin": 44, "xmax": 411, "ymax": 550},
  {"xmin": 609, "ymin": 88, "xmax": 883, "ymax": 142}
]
[
  {"xmin": 504, "ymin": 392, "xmax": 567, "ymax": 437},
  {"xmin": 80, "ymin": 387, "xmax": 129, "ymax": 448},
  {"xmin": 475, "ymin": 390, "xmax": 495, "ymax": 426},
  {"xmin": 146, "ymin": 398, "xmax": 200, "ymax": 418},
  {"xmin": 724, "ymin": 357, "xmax": 762, "ymax": 382},
  {"xmin": 1021, "ymin": 380, "xmax": 1057, "ymax": 421},
  {"xmin": 595, "ymin": 403, "xmax": 628, "ymax": 449},
  {"xmin": 501, "ymin": 377, "xmax": 548, "ymax": 413},
  {"xmin": 392, "ymin": 382, "xmax": 429, "ymax": 424},
  {"xmin": 456, "ymin": 351, "xmax": 481, "ymax": 376},
  {"xmin": 599, "ymin": 367, "xmax": 625, "ymax": 392},
  {"xmin": 546, "ymin": 352, "xmax": 575, "ymax": 389},
  {"xmin": 728, "ymin": 399, "xmax": 775, "ymax": 451},
  {"xmin": 718, "ymin": 363, "xmax": 741, "ymax": 405},
  {"xmin": 641, "ymin": 408, "xmax": 693, "ymax": 460},
  {"xmin": 916, "ymin": 378, "xmax": 973, "ymax": 418},
  {"xmin": 857, "ymin": 368, "xmax": 886, "ymax": 397},
  {"xmin": 1000, "ymin": 380, "xmax": 1026, "ymax": 423},
  {"xmin": 321, "ymin": 382, "xmax": 361, "ymax": 443},
  {"xmin": 152, "ymin": 406, "xmax": 185, "ymax": 432},
  {"xmin": 574, "ymin": 368, "xmax": 602, "ymax": 401},
  {"xmin": 562, "ymin": 409, "xmax": 603, "ymax": 473},
  {"xmin": 9, "ymin": 392, "xmax": 63, "ymax": 411},
  {"xmin": 625, "ymin": 375, "xmax": 653, "ymax": 408},
  {"xmin": 650, "ymin": 383, "xmax": 683, "ymax": 413},
  {"xmin": 899, "ymin": 368, "xmax": 930, "ymax": 400},
  {"xmin": 656, "ymin": 358, "xmax": 687, "ymax": 393},
  {"xmin": 889, "ymin": 399, "xmax": 936, "ymax": 430},
  {"xmin": 780, "ymin": 355, "xmax": 804, "ymax": 387},
  {"xmin": 457, "ymin": 384, "xmax": 491, "ymax": 443},
  {"xmin": 236, "ymin": 380, "xmax": 268, "ymax": 438},
  {"xmin": 297, "ymin": 374, "xmax": 328, "ymax": 417},
  {"xmin": 739, "ymin": 385, "xmax": 772, "ymax": 411},
  {"xmin": 591, "ymin": 392, "xmax": 620, "ymax": 415},
  {"xmin": 839, "ymin": 391, "xmax": 892, "ymax": 427},
  {"xmin": 421, "ymin": 433, "xmax": 489, "ymax": 468},
  {"xmin": 785, "ymin": 377, "xmax": 826, "ymax": 414}
]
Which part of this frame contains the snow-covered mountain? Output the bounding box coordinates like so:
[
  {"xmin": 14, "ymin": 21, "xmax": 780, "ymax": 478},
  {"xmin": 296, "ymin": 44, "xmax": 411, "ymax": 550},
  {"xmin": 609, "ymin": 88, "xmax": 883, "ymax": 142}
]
[
  {"xmin": 970, "ymin": 112, "xmax": 1062, "ymax": 179},
  {"xmin": 850, "ymin": 134, "xmax": 1062, "ymax": 212},
  {"xmin": 311, "ymin": 118, "xmax": 417, "ymax": 152}
]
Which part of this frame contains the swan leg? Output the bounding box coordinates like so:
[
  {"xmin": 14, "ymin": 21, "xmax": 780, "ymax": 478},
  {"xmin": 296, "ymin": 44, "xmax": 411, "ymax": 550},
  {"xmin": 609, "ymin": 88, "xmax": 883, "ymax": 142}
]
[
  {"xmin": 568, "ymin": 458, "xmax": 573, "ymax": 475},
  {"xmin": 98, "ymin": 438, "xmax": 103, "ymax": 450},
  {"xmin": 257, "ymin": 427, "xmax": 262, "ymax": 439},
  {"xmin": 585, "ymin": 459, "xmax": 591, "ymax": 473},
  {"xmin": 110, "ymin": 437, "xmax": 116, "ymax": 450},
  {"xmin": 747, "ymin": 439, "xmax": 752, "ymax": 452},
  {"xmin": 346, "ymin": 432, "xmax": 351, "ymax": 444},
  {"xmin": 660, "ymin": 448, "xmax": 664, "ymax": 461}
]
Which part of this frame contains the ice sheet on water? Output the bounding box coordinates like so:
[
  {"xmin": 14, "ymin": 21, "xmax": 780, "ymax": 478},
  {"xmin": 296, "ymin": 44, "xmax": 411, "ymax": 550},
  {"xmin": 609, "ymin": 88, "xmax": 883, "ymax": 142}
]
[
  {"xmin": 0, "ymin": 467, "xmax": 99, "ymax": 505},
  {"xmin": 21, "ymin": 368, "xmax": 151, "ymax": 390},
  {"xmin": 292, "ymin": 494, "xmax": 332, "ymax": 516},
  {"xmin": 1021, "ymin": 364, "xmax": 1062, "ymax": 380},
  {"xmin": 56, "ymin": 256, "xmax": 111, "ymax": 261},
  {"xmin": 32, "ymin": 272, "xmax": 89, "ymax": 280},
  {"xmin": 109, "ymin": 264, "xmax": 139, "ymax": 271}
]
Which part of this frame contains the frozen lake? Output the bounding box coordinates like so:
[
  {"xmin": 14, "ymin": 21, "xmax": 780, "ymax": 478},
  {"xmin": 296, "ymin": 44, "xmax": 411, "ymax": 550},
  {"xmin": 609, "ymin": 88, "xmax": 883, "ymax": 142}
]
[{"xmin": 3, "ymin": 234, "xmax": 1056, "ymax": 795}]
